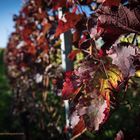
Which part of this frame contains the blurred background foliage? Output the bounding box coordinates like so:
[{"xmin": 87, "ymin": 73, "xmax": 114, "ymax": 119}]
[
  {"xmin": 0, "ymin": 48, "xmax": 22, "ymax": 139},
  {"xmin": 0, "ymin": 48, "xmax": 66, "ymax": 140}
]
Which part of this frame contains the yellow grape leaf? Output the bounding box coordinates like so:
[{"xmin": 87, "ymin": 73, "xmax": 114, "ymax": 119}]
[
  {"xmin": 135, "ymin": 70, "xmax": 140, "ymax": 77},
  {"xmin": 100, "ymin": 67, "xmax": 123, "ymax": 101}
]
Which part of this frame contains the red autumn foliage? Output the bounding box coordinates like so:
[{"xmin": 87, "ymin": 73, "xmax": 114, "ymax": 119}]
[
  {"xmin": 68, "ymin": 50, "xmax": 81, "ymax": 60},
  {"xmin": 55, "ymin": 13, "xmax": 82, "ymax": 37},
  {"xmin": 5, "ymin": 0, "xmax": 140, "ymax": 139},
  {"xmin": 102, "ymin": 0, "xmax": 121, "ymax": 7}
]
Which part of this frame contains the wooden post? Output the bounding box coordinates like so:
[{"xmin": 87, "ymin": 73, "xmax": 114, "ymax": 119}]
[{"xmin": 58, "ymin": 8, "xmax": 73, "ymax": 132}]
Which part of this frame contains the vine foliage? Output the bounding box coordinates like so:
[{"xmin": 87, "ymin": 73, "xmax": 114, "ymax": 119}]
[{"xmin": 4, "ymin": 0, "xmax": 140, "ymax": 139}]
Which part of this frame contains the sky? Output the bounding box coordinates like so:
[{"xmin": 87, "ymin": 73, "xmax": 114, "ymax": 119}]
[
  {"xmin": 0, "ymin": 0, "xmax": 22, "ymax": 47},
  {"xmin": 0, "ymin": 0, "xmax": 93, "ymax": 48}
]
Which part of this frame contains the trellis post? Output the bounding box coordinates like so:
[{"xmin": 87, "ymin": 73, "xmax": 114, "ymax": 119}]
[{"xmin": 58, "ymin": 8, "xmax": 73, "ymax": 133}]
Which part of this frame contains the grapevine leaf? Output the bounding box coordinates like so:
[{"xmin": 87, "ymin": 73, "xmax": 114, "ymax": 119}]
[
  {"xmin": 71, "ymin": 117, "xmax": 86, "ymax": 140},
  {"xmin": 114, "ymin": 130, "xmax": 124, "ymax": 140},
  {"xmin": 68, "ymin": 50, "xmax": 81, "ymax": 61},
  {"xmin": 52, "ymin": 0, "xmax": 66, "ymax": 10},
  {"xmin": 75, "ymin": 0, "xmax": 94, "ymax": 5},
  {"xmin": 108, "ymin": 45, "xmax": 140, "ymax": 77},
  {"xmin": 79, "ymin": 38, "xmax": 91, "ymax": 49},
  {"xmin": 83, "ymin": 94, "xmax": 109, "ymax": 131},
  {"xmin": 73, "ymin": 30, "xmax": 80, "ymax": 44},
  {"xmin": 62, "ymin": 72, "xmax": 81, "ymax": 100},
  {"xmin": 102, "ymin": 0, "xmax": 121, "ymax": 7},
  {"xmin": 67, "ymin": 60, "xmax": 125, "ymax": 138},
  {"xmin": 96, "ymin": 4, "xmax": 140, "ymax": 50},
  {"xmin": 70, "ymin": 92, "xmax": 109, "ymax": 136},
  {"xmin": 55, "ymin": 13, "xmax": 82, "ymax": 37}
]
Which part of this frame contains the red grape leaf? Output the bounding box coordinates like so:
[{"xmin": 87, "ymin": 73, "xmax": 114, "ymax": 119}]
[
  {"xmin": 27, "ymin": 45, "xmax": 36, "ymax": 55},
  {"xmin": 52, "ymin": 0, "xmax": 66, "ymax": 10},
  {"xmin": 55, "ymin": 13, "xmax": 82, "ymax": 37},
  {"xmin": 108, "ymin": 45, "xmax": 140, "ymax": 77},
  {"xmin": 115, "ymin": 130, "xmax": 124, "ymax": 140},
  {"xmin": 62, "ymin": 72, "xmax": 82, "ymax": 100},
  {"xmin": 75, "ymin": 0, "xmax": 94, "ymax": 5},
  {"xmin": 71, "ymin": 117, "xmax": 86, "ymax": 140},
  {"xmin": 68, "ymin": 50, "xmax": 81, "ymax": 61},
  {"xmin": 62, "ymin": 79, "xmax": 81, "ymax": 100},
  {"xmin": 70, "ymin": 93, "xmax": 110, "ymax": 134},
  {"xmin": 73, "ymin": 30, "xmax": 80, "ymax": 44},
  {"xmin": 62, "ymin": 59, "xmax": 126, "ymax": 139},
  {"xmin": 95, "ymin": 4, "xmax": 140, "ymax": 50},
  {"xmin": 102, "ymin": 0, "xmax": 121, "ymax": 7}
]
